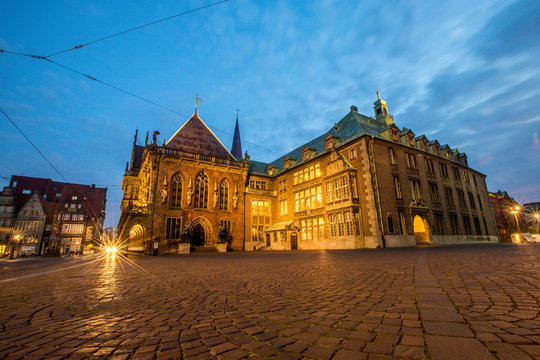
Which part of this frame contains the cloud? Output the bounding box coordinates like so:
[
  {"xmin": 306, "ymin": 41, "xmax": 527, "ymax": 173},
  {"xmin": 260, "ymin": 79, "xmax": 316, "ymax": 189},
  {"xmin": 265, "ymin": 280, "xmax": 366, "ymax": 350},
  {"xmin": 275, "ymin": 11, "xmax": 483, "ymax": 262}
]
[{"xmin": 470, "ymin": 0, "xmax": 540, "ymax": 60}]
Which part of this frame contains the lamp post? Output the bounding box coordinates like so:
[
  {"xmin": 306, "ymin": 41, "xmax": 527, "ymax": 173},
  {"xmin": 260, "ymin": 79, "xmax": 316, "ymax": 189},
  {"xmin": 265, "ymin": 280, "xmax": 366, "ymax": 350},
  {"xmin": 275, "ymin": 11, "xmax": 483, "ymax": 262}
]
[{"xmin": 535, "ymin": 213, "xmax": 540, "ymax": 233}]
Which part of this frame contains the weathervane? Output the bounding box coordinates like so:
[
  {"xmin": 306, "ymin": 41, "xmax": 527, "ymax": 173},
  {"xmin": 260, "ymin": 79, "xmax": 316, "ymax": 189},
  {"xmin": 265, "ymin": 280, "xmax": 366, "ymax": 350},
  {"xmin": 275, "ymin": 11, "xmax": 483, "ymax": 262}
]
[
  {"xmin": 193, "ymin": 93, "xmax": 203, "ymax": 114},
  {"xmin": 236, "ymin": 108, "xmax": 240, "ymax": 118},
  {"xmin": 376, "ymin": 86, "xmax": 380, "ymax": 100}
]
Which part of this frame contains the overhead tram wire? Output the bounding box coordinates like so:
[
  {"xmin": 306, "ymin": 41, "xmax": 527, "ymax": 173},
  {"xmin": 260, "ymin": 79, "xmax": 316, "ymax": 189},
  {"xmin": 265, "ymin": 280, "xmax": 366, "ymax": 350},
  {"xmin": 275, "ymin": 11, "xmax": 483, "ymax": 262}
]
[
  {"xmin": 1, "ymin": 51, "xmax": 281, "ymax": 156},
  {"xmin": 45, "ymin": 0, "xmax": 230, "ymax": 58}
]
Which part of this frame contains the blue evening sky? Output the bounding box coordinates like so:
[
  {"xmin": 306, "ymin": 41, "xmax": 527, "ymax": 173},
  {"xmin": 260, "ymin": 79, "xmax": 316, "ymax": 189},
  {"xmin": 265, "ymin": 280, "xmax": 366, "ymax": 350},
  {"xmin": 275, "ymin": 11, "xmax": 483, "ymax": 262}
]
[{"xmin": 1, "ymin": 0, "xmax": 539, "ymax": 227}]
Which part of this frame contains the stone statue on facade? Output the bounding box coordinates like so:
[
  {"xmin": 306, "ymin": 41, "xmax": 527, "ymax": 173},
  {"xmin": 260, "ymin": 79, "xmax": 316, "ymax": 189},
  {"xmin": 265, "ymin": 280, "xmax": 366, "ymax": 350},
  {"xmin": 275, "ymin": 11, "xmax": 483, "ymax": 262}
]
[
  {"xmin": 213, "ymin": 181, "xmax": 218, "ymax": 208},
  {"xmin": 161, "ymin": 177, "xmax": 168, "ymax": 203},
  {"xmin": 233, "ymin": 184, "xmax": 238, "ymax": 209},
  {"xmin": 187, "ymin": 178, "xmax": 193, "ymax": 205}
]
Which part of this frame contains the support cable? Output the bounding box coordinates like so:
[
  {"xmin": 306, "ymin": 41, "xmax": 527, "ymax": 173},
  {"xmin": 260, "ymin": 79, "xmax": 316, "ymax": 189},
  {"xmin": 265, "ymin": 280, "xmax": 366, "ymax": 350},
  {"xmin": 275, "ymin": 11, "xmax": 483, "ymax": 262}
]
[
  {"xmin": 45, "ymin": 0, "xmax": 229, "ymax": 58},
  {"xmin": 1, "ymin": 50, "xmax": 281, "ymax": 156}
]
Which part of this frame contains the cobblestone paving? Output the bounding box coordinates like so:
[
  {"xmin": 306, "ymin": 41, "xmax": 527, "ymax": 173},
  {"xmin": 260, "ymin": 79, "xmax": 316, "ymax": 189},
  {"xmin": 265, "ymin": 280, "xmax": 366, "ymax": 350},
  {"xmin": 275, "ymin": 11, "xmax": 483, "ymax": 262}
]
[{"xmin": 0, "ymin": 244, "xmax": 539, "ymax": 359}]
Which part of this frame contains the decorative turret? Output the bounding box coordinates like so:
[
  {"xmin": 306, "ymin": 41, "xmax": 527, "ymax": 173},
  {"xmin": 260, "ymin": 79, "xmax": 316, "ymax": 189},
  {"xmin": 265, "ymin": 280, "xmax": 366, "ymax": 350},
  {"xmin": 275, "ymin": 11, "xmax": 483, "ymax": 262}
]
[
  {"xmin": 373, "ymin": 87, "xmax": 393, "ymax": 126},
  {"xmin": 231, "ymin": 109, "xmax": 243, "ymax": 160},
  {"xmin": 130, "ymin": 129, "xmax": 138, "ymax": 170}
]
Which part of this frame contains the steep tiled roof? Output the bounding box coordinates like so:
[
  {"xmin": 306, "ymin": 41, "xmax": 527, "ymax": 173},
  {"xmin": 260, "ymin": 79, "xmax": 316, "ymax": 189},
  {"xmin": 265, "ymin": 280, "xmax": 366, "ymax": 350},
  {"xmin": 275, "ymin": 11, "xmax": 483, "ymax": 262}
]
[
  {"xmin": 248, "ymin": 160, "xmax": 270, "ymax": 176},
  {"xmin": 267, "ymin": 110, "xmax": 379, "ymax": 172},
  {"xmin": 166, "ymin": 113, "xmax": 233, "ymax": 159},
  {"xmin": 9, "ymin": 175, "xmax": 107, "ymax": 218}
]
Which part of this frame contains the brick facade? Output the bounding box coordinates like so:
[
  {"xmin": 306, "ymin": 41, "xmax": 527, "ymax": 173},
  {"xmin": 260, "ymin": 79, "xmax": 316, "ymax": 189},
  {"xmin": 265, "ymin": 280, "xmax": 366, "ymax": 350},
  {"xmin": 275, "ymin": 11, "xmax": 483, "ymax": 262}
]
[{"xmin": 118, "ymin": 96, "xmax": 499, "ymax": 254}]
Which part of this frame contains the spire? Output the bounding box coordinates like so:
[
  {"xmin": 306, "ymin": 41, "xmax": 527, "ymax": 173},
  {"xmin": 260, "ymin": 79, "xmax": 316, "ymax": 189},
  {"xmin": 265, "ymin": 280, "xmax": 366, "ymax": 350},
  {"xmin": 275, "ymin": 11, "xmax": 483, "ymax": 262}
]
[
  {"xmin": 193, "ymin": 93, "xmax": 203, "ymax": 115},
  {"xmin": 231, "ymin": 109, "xmax": 243, "ymax": 160}
]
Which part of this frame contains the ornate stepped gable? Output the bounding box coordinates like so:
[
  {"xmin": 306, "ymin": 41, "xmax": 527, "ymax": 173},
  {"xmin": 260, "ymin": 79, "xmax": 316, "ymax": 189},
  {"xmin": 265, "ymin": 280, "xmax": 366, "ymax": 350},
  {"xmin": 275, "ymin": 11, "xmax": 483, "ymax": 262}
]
[{"xmin": 165, "ymin": 113, "xmax": 233, "ymax": 159}]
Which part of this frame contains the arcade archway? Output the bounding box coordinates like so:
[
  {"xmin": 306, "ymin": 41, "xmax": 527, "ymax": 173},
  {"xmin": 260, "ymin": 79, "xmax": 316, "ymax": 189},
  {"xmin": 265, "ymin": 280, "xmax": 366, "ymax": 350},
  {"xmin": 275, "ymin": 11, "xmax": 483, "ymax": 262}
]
[{"xmin": 413, "ymin": 215, "xmax": 431, "ymax": 244}]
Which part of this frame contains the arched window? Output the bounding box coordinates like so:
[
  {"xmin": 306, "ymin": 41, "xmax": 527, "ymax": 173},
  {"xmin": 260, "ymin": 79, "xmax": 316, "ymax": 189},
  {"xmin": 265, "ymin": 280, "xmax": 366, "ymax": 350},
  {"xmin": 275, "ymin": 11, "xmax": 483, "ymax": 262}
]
[
  {"xmin": 171, "ymin": 174, "xmax": 182, "ymax": 207},
  {"xmin": 194, "ymin": 172, "xmax": 209, "ymax": 209},
  {"xmin": 219, "ymin": 181, "xmax": 229, "ymax": 210}
]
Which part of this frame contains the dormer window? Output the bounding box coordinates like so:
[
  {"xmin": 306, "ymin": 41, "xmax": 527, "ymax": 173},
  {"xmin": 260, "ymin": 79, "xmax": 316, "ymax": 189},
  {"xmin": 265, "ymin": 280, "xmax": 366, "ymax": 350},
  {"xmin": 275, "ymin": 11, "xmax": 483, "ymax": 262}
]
[
  {"xmin": 72, "ymin": 196, "xmax": 78, "ymax": 200},
  {"xmin": 325, "ymin": 134, "xmax": 336, "ymax": 151},
  {"xmin": 283, "ymin": 156, "xmax": 291, "ymax": 170}
]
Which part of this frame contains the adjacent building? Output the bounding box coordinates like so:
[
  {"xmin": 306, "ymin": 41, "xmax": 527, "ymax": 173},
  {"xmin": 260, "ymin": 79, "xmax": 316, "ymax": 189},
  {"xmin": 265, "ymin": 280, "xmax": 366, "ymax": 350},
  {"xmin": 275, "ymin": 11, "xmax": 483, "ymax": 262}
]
[
  {"xmin": 4, "ymin": 176, "xmax": 107, "ymax": 257},
  {"xmin": 118, "ymin": 94, "xmax": 499, "ymax": 254}
]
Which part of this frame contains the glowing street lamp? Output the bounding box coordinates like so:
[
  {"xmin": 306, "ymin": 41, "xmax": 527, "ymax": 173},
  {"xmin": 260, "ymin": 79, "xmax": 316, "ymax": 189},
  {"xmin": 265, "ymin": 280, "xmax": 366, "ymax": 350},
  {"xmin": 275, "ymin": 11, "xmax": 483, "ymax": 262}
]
[{"xmin": 509, "ymin": 205, "xmax": 520, "ymax": 231}]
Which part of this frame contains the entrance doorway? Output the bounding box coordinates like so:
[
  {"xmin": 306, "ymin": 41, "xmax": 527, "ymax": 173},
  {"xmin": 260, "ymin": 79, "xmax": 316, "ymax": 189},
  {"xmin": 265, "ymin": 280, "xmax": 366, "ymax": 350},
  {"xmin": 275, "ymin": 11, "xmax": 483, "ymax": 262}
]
[
  {"xmin": 413, "ymin": 215, "xmax": 431, "ymax": 244},
  {"xmin": 192, "ymin": 223, "xmax": 205, "ymax": 246},
  {"xmin": 290, "ymin": 232, "xmax": 298, "ymax": 250}
]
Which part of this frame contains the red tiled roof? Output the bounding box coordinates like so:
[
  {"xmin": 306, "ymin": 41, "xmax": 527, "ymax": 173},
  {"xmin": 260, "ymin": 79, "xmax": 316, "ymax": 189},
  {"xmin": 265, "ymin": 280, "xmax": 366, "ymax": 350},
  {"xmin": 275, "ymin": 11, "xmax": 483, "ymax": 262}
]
[
  {"xmin": 165, "ymin": 113, "xmax": 233, "ymax": 159},
  {"xmin": 10, "ymin": 176, "xmax": 107, "ymax": 219}
]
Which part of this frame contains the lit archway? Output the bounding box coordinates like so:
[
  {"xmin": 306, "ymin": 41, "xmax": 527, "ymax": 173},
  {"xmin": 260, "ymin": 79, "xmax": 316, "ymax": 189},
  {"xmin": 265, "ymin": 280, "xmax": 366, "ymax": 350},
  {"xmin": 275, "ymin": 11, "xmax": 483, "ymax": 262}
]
[
  {"xmin": 128, "ymin": 224, "xmax": 145, "ymax": 252},
  {"xmin": 413, "ymin": 215, "xmax": 431, "ymax": 244}
]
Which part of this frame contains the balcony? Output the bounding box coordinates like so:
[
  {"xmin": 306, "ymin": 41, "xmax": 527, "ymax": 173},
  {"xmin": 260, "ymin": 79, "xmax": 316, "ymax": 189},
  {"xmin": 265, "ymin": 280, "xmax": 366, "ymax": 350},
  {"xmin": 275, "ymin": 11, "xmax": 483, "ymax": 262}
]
[{"xmin": 159, "ymin": 147, "xmax": 245, "ymax": 168}]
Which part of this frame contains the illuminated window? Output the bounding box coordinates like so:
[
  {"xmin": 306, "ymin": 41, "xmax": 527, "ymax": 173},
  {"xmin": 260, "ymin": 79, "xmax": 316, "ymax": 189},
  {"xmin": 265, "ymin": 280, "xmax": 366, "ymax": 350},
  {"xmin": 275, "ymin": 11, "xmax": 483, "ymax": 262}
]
[
  {"xmin": 293, "ymin": 163, "xmax": 321, "ymax": 185},
  {"xmin": 251, "ymin": 200, "xmax": 270, "ymax": 241},
  {"xmin": 171, "ymin": 174, "xmax": 182, "ymax": 207},
  {"xmin": 406, "ymin": 153, "xmax": 417, "ymax": 169},
  {"xmin": 336, "ymin": 213, "xmax": 344, "ymax": 236},
  {"xmin": 249, "ymin": 180, "xmax": 267, "ymax": 190},
  {"xmin": 72, "ymin": 196, "xmax": 78, "ymax": 200},
  {"xmin": 325, "ymin": 175, "xmax": 351, "ymax": 203},
  {"xmin": 279, "ymin": 179, "xmax": 287, "ymax": 192},
  {"xmin": 219, "ymin": 181, "xmax": 228, "ymax": 210},
  {"xmin": 345, "ymin": 212, "xmax": 354, "ymax": 236},
  {"xmin": 301, "ymin": 217, "xmax": 324, "ymax": 240},
  {"xmin": 22, "ymin": 189, "xmax": 31, "ymax": 194},
  {"xmin": 398, "ymin": 210, "xmax": 406, "ymax": 234},
  {"xmin": 463, "ymin": 171, "xmax": 470, "ymax": 184},
  {"xmin": 279, "ymin": 199, "xmax": 288, "ymax": 216},
  {"xmin": 408, "ymin": 179, "xmax": 422, "ymax": 201},
  {"xmin": 388, "ymin": 148, "xmax": 397, "ymax": 165},
  {"xmin": 350, "ymin": 148, "xmax": 357, "ymax": 160},
  {"xmin": 393, "ymin": 176, "xmax": 402, "ymax": 199},
  {"xmin": 294, "ymin": 185, "xmax": 322, "ymax": 212},
  {"xmin": 194, "ymin": 172, "xmax": 209, "ymax": 209}
]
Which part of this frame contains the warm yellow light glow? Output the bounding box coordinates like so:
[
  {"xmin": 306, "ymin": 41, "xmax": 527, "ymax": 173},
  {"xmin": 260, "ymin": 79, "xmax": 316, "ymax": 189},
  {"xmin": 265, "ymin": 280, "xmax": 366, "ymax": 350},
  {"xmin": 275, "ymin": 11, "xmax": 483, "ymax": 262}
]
[
  {"xmin": 413, "ymin": 216, "xmax": 426, "ymax": 232},
  {"xmin": 106, "ymin": 247, "xmax": 117, "ymax": 253}
]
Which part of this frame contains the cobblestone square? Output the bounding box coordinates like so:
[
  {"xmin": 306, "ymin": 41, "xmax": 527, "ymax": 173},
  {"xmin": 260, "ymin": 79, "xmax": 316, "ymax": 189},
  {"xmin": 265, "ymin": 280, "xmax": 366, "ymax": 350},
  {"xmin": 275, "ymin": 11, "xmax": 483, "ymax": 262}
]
[{"xmin": 1, "ymin": 244, "xmax": 539, "ymax": 359}]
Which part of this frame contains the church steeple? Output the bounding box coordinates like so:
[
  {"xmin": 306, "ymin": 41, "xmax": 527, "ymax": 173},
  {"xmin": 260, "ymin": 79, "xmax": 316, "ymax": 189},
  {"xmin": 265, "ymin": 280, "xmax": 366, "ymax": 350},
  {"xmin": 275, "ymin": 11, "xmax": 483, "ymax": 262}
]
[{"xmin": 231, "ymin": 109, "xmax": 243, "ymax": 160}]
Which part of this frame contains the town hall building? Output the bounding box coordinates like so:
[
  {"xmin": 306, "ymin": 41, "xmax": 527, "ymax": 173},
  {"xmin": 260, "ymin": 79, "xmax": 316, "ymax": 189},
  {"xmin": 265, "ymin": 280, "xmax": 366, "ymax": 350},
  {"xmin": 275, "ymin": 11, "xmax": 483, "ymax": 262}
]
[{"xmin": 117, "ymin": 93, "xmax": 498, "ymax": 254}]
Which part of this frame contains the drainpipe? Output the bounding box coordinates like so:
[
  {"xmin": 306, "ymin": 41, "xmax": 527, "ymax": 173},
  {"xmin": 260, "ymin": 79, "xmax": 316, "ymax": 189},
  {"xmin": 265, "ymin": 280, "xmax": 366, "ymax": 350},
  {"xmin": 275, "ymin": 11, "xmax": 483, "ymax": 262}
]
[{"xmin": 369, "ymin": 136, "xmax": 386, "ymax": 247}]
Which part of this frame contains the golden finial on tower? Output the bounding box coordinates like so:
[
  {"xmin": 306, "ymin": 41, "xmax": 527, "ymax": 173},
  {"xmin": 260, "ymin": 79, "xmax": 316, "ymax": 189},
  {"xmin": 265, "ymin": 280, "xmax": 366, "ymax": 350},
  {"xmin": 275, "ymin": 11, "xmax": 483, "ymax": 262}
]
[{"xmin": 193, "ymin": 93, "xmax": 203, "ymax": 114}]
